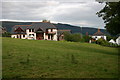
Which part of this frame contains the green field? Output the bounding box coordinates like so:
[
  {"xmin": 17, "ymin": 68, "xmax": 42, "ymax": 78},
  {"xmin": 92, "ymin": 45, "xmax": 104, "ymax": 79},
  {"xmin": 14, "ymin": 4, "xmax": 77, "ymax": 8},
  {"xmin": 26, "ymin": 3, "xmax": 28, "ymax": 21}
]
[{"xmin": 2, "ymin": 38, "xmax": 119, "ymax": 78}]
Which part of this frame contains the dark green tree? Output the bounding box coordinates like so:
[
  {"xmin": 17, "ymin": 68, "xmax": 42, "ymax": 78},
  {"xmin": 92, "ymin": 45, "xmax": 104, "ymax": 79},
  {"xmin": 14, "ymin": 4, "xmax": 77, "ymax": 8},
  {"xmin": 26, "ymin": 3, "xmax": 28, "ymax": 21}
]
[
  {"xmin": 96, "ymin": 2, "xmax": 120, "ymax": 35},
  {"xmin": 83, "ymin": 35, "xmax": 91, "ymax": 42}
]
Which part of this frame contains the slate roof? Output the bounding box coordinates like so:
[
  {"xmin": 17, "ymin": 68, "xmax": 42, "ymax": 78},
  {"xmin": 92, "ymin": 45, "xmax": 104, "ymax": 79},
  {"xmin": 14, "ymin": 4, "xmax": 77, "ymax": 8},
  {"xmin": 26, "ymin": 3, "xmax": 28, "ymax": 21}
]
[
  {"xmin": 11, "ymin": 22, "xmax": 57, "ymax": 34},
  {"xmin": 31, "ymin": 22, "xmax": 56, "ymax": 32},
  {"xmin": 11, "ymin": 25, "xmax": 31, "ymax": 34},
  {"xmin": 93, "ymin": 29, "xmax": 104, "ymax": 36}
]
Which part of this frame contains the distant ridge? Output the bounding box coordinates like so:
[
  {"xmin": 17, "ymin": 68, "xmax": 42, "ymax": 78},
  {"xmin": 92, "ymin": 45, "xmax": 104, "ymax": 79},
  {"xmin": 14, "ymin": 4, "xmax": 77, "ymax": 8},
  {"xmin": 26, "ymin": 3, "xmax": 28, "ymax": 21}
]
[{"xmin": 1, "ymin": 21, "xmax": 109, "ymax": 35}]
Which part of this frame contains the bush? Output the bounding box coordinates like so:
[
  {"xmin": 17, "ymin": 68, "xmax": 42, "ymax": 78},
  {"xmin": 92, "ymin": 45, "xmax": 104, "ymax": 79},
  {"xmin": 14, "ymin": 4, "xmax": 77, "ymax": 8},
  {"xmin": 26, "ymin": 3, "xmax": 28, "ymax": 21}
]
[
  {"xmin": 96, "ymin": 38, "xmax": 119, "ymax": 47},
  {"xmin": 96, "ymin": 38, "xmax": 109, "ymax": 46},
  {"xmin": 64, "ymin": 32, "xmax": 81, "ymax": 42},
  {"xmin": 2, "ymin": 32, "xmax": 11, "ymax": 37},
  {"xmin": 83, "ymin": 35, "xmax": 91, "ymax": 42}
]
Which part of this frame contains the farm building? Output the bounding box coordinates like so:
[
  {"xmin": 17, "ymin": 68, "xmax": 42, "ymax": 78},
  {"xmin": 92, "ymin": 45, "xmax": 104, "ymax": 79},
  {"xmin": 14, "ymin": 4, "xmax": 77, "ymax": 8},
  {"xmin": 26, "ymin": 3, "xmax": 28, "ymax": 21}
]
[{"xmin": 91, "ymin": 28, "xmax": 106, "ymax": 40}]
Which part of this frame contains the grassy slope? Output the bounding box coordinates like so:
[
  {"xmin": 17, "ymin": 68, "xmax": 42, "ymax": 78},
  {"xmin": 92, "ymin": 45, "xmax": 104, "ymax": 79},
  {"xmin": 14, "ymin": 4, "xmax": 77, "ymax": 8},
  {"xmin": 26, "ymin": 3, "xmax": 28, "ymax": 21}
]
[{"xmin": 2, "ymin": 38, "xmax": 119, "ymax": 78}]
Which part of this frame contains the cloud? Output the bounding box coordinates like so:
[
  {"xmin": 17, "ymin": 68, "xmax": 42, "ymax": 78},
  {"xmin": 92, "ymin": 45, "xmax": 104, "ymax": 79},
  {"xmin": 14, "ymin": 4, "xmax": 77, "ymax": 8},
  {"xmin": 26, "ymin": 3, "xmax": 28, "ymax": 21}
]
[{"xmin": 1, "ymin": 0, "xmax": 105, "ymax": 28}]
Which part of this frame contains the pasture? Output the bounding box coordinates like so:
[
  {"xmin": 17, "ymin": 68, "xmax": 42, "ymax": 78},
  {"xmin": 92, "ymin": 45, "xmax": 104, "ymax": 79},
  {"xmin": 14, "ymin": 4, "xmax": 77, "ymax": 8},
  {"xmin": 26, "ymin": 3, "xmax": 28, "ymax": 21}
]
[{"xmin": 2, "ymin": 38, "xmax": 119, "ymax": 78}]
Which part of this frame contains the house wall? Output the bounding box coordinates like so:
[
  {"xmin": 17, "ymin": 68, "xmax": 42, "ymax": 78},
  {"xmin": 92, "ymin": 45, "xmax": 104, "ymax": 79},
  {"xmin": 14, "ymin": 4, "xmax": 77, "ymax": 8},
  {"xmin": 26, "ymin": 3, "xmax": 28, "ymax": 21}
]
[
  {"xmin": 53, "ymin": 29, "xmax": 57, "ymax": 41},
  {"xmin": 12, "ymin": 28, "xmax": 57, "ymax": 41},
  {"xmin": 48, "ymin": 29, "xmax": 57, "ymax": 32},
  {"xmin": 109, "ymin": 39, "xmax": 116, "ymax": 44},
  {"xmin": 11, "ymin": 35, "xmax": 17, "ymax": 38},
  {"xmin": 45, "ymin": 35, "xmax": 48, "ymax": 40},
  {"xmin": 53, "ymin": 32, "xmax": 57, "ymax": 41},
  {"xmin": 11, "ymin": 34, "xmax": 27, "ymax": 39},
  {"xmin": 116, "ymin": 37, "xmax": 120, "ymax": 45},
  {"xmin": 26, "ymin": 29, "xmax": 36, "ymax": 40},
  {"xmin": 92, "ymin": 36, "xmax": 106, "ymax": 40},
  {"xmin": 46, "ymin": 29, "xmax": 57, "ymax": 41},
  {"xmin": 21, "ymin": 35, "xmax": 27, "ymax": 39}
]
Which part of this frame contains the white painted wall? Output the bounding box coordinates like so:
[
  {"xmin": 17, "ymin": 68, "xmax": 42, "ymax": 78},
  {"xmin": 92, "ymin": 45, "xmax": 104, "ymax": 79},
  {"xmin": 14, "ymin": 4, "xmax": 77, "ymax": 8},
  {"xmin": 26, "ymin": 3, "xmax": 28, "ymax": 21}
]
[
  {"xmin": 46, "ymin": 29, "xmax": 57, "ymax": 41},
  {"xmin": 48, "ymin": 29, "xmax": 57, "ymax": 32},
  {"xmin": 92, "ymin": 36, "xmax": 106, "ymax": 40},
  {"xmin": 26, "ymin": 29, "xmax": 36, "ymax": 40},
  {"xmin": 53, "ymin": 30, "xmax": 57, "ymax": 41},
  {"xmin": 116, "ymin": 36, "xmax": 120, "ymax": 45},
  {"xmin": 21, "ymin": 35, "xmax": 27, "ymax": 39},
  {"xmin": 53, "ymin": 29, "xmax": 57, "ymax": 32},
  {"xmin": 11, "ymin": 35, "xmax": 17, "ymax": 38},
  {"xmin": 45, "ymin": 35, "xmax": 48, "ymax": 40},
  {"xmin": 43, "ymin": 33, "xmax": 46, "ymax": 40},
  {"xmin": 48, "ymin": 29, "xmax": 51, "ymax": 32},
  {"xmin": 109, "ymin": 39, "xmax": 116, "ymax": 44}
]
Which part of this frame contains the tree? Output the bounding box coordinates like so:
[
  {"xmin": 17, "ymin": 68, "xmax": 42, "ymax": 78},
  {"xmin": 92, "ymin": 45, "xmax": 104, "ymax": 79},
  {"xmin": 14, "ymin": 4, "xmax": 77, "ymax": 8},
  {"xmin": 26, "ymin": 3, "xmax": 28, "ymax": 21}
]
[
  {"xmin": 2, "ymin": 32, "xmax": 11, "ymax": 37},
  {"xmin": 96, "ymin": 2, "xmax": 120, "ymax": 35},
  {"xmin": 83, "ymin": 35, "xmax": 91, "ymax": 42},
  {"xmin": 64, "ymin": 32, "xmax": 82, "ymax": 42}
]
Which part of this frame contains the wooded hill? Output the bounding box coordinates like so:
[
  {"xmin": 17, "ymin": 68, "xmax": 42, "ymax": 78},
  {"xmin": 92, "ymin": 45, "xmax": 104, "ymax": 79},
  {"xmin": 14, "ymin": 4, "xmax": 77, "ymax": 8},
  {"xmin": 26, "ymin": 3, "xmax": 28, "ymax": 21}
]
[{"xmin": 1, "ymin": 21, "xmax": 109, "ymax": 35}]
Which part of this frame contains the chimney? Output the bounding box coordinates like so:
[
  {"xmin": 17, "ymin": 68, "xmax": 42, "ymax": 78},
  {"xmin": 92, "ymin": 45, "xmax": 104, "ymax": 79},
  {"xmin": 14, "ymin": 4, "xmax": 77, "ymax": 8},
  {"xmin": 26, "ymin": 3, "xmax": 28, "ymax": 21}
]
[
  {"xmin": 86, "ymin": 32, "xmax": 88, "ymax": 36},
  {"xmin": 42, "ymin": 20, "xmax": 50, "ymax": 23},
  {"xmin": 98, "ymin": 28, "xmax": 100, "ymax": 32}
]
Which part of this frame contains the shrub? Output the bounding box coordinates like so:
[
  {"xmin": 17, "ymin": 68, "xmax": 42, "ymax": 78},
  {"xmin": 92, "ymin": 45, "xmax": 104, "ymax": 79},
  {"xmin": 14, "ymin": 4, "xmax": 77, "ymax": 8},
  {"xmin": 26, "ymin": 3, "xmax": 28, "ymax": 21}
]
[
  {"xmin": 83, "ymin": 35, "xmax": 91, "ymax": 42},
  {"xmin": 96, "ymin": 38, "xmax": 119, "ymax": 47},
  {"xmin": 2, "ymin": 32, "xmax": 11, "ymax": 37},
  {"xmin": 64, "ymin": 32, "xmax": 81, "ymax": 42},
  {"xmin": 96, "ymin": 38, "xmax": 109, "ymax": 46},
  {"xmin": 64, "ymin": 32, "xmax": 72, "ymax": 41}
]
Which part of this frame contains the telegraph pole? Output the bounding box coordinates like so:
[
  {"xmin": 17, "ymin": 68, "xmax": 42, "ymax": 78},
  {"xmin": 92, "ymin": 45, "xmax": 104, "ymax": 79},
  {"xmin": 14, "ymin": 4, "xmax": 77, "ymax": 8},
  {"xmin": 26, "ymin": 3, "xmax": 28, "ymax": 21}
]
[{"xmin": 81, "ymin": 26, "xmax": 82, "ymax": 38}]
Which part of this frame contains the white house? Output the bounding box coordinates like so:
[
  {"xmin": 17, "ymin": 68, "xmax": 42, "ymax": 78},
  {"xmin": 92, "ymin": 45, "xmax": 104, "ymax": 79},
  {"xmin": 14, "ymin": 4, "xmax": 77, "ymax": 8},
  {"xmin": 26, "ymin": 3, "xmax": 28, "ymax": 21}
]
[
  {"xmin": 116, "ymin": 36, "xmax": 120, "ymax": 45},
  {"xmin": 109, "ymin": 39, "xmax": 116, "ymax": 44},
  {"xmin": 11, "ymin": 21, "xmax": 58, "ymax": 41},
  {"xmin": 92, "ymin": 28, "xmax": 106, "ymax": 40}
]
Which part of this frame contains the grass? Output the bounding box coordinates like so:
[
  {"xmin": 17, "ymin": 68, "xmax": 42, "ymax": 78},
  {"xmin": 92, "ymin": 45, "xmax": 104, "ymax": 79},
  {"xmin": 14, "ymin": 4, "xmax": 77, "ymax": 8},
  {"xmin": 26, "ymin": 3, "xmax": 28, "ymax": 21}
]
[{"xmin": 2, "ymin": 37, "xmax": 119, "ymax": 78}]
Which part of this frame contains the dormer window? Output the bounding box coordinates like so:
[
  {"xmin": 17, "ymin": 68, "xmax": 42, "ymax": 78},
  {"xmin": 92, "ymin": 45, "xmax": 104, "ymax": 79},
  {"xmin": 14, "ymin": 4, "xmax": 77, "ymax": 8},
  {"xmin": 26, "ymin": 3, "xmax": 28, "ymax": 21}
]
[
  {"xmin": 29, "ymin": 29, "xmax": 34, "ymax": 32},
  {"xmin": 29, "ymin": 29, "xmax": 31, "ymax": 32},
  {"xmin": 32, "ymin": 29, "xmax": 34, "ymax": 32}
]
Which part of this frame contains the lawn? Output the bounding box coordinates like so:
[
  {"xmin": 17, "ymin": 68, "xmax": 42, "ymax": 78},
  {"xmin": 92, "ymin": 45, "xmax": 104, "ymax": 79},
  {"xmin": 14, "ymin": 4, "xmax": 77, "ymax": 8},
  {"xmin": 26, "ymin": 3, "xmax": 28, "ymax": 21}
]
[{"xmin": 2, "ymin": 37, "xmax": 119, "ymax": 78}]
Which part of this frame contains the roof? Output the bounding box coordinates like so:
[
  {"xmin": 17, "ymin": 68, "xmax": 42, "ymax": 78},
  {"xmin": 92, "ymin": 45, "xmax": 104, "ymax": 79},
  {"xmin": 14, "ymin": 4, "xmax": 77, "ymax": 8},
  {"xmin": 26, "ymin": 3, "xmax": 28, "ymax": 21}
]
[
  {"xmin": 30, "ymin": 22, "xmax": 56, "ymax": 32},
  {"xmin": 93, "ymin": 28, "xmax": 104, "ymax": 36},
  {"xmin": 11, "ymin": 22, "xmax": 57, "ymax": 33}
]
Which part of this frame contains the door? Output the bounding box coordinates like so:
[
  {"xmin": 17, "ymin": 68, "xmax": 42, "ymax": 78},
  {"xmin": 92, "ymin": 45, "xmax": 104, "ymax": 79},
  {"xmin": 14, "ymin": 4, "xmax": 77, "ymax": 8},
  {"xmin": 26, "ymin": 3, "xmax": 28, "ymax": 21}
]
[{"xmin": 36, "ymin": 33, "xmax": 43, "ymax": 40}]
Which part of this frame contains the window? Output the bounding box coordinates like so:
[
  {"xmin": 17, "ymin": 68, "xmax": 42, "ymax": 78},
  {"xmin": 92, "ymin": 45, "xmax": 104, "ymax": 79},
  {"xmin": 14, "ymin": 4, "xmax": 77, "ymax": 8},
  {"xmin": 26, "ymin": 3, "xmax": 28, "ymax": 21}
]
[
  {"xmin": 48, "ymin": 34, "xmax": 50, "ymax": 39},
  {"xmin": 29, "ymin": 34, "xmax": 31, "ymax": 36},
  {"xmin": 51, "ymin": 29, "xmax": 53, "ymax": 32},
  {"xmin": 29, "ymin": 34, "xmax": 34, "ymax": 37},
  {"xmin": 32, "ymin": 29, "xmax": 34, "ymax": 32},
  {"xmin": 62, "ymin": 36, "xmax": 64, "ymax": 39},
  {"xmin": 29, "ymin": 29, "xmax": 31, "ymax": 32},
  {"xmin": 23, "ymin": 35, "xmax": 25, "ymax": 37}
]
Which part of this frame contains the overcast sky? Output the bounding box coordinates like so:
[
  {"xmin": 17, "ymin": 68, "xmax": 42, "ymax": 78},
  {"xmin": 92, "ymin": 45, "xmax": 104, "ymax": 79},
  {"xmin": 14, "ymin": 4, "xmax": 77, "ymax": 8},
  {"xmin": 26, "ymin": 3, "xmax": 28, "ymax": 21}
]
[{"xmin": 1, "ymin": 0, "xmax": 106, "ymax": 28}]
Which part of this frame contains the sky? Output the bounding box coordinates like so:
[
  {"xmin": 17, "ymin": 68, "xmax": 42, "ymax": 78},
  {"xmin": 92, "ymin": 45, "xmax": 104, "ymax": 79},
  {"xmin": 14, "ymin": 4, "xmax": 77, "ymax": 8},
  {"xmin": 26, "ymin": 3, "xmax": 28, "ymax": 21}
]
[{"xmin": 1, "ymin": 0, "xmax": 106, "ymax": 28}]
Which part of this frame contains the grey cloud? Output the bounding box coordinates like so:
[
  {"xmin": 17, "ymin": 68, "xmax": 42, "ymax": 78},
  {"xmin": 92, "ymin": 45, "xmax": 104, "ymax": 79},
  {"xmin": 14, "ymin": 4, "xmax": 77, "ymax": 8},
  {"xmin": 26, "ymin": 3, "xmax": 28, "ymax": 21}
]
[{"xmin": 2, "ymin": 1, "xmax": 105, "ymax": 28}]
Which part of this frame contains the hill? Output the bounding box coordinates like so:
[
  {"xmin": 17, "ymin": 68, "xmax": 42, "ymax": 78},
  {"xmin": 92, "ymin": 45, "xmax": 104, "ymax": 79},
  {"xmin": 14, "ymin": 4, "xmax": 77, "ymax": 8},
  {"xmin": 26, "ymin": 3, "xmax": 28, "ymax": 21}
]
[
  {"xmin": 2, "ymin": 38, "xmax": 119, "ymax": 78},
  {"xmin": 1, "ymin": 21, "xmax": 109, "ymax": 35},
  {"xmin": 54, "ymin": 23, "xmax": 108, "ymax": 35}
]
